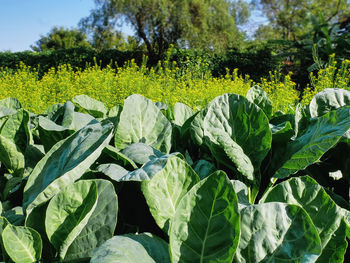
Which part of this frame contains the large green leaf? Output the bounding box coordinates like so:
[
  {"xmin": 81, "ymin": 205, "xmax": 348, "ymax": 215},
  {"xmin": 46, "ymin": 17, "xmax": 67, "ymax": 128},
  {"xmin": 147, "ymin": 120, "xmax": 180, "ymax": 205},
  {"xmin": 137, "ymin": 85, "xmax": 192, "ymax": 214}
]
[
  {"xmin": 2, "ymin": 224, "xmax": 42, "ymax": 263},
  {"xmin": 273, "ymin": 107, "xmax": 350, "ymax": 180},
  {"xmin": 0, "ymin": 135, "xmax": 25, "ymax": 176},
  {"xmin": 72, "ymin": 94, "xmax": 108, "ymax": 118},
  {"xmin": 114, "ymin": 94, "xmax": 172, "ymax": 153},
  {"xmin": 0, "ymin": 216, "xmax": 9, "ymax": 262},
  {"xmin": 190, "ymin": 93, "xmax": 271, "ymax": 173},
  {"xmin": 246, "ymin": 85, "xmax": 273, "ymax": 118},
  {"xmin": 90, "ymin": 234, "xmax": 169, "ymax": 263},
  {"xmin": 121, "ymin": 142, "xmax": 164, "ymax": 165},
  {"xmin": 48, "ymin": 179, "xmax": 118, "ymax": 261},
  {"xmin": 23, "ymin": 120, "xmax": 114, "ymax": 217},
  {"xmin": 45, "ymin": 180, "xmax": 98, "ymax": 259},
  {"xmin": 170, "ymin": 171, "xmax": 240, "ymax": 263},
  {"xmin": 37, "ymin": 116, "xmax": 75, "ymax": 152},
  {"xmin": 173, "ymin": 102, "xmax": 195, "ymax": 126},
  {"xmin": 48, "ymin": 101, "xmax": 96, "ymax": 131},
  {"xmin": 234, "ymin": 202, "xmax": 321, "ymax": 263},
  {"xmin": 260, "ymin": 176, "xmax": 348, "ymax": 262},
  {"xmin": 205, "ymin": 127, "xmax": 254, "ymax": 181},
  {"xmin": 141, "ymin": 156, "xmax": 199, "ymax": 234},
  {"xmin": 0, "ymin": 97, "xmax": 22, "ymax": 111},
  {"xmin": 123, "ymin": 233, "xmax": 170, "ymax": 263},
  {"xmin": 117, "ymin": 153, "xmax": 182, "ymax": 182},
  {"xmin": 310, "ymin": 88, "xmax": 350, "ymax": 118},
  {"xmin": 0, "ymin": 109, "xmax": 31, "ymax": 176}
]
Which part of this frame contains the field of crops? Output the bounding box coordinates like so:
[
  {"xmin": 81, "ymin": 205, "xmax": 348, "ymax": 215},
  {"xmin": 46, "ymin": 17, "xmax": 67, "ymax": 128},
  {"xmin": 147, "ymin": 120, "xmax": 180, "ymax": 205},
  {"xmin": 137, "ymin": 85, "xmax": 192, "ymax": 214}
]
[{"xmin": 0, "ymin": 84, "xmax": 350, "ymax": 262}]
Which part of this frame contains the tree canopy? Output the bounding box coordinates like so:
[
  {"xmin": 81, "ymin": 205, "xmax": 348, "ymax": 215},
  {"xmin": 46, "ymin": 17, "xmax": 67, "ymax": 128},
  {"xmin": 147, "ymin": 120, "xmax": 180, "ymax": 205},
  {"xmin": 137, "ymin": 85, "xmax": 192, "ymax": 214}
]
[
  {"xmin": 254, "ymin": 0, "xmax": 350, "ymax": 40},
  {"xmin": 79, "ymin": 0, "xmax": 250, "ymax": 58},
  {"xmin": 31, "ymin": 27, "xmax": 91, "ymax": 52}
]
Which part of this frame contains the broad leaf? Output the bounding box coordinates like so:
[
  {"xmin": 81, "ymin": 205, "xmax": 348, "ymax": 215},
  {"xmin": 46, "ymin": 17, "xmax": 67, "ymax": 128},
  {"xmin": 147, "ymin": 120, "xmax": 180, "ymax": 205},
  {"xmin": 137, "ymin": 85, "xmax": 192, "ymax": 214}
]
[
  {"xmin": 2, "ymin": 224, "xmax": 42, "ymax": 263},
  {"xmin": 72, "ymin": 94, "xmax": 108, "ymax": 118},
  {"xmin": 170, "ymin": 171, "xmax": 240, "ymax": 263},
  {"xmin": 91, "ymin": 234, "xmax": 169, "ymax": 263},
  {"xmin": 142, "ymin": 156, "xmax": 199, "ymax": 233},
  {"xmin": 97, "ymin": 163, "xmax": 129, "ymax": 181},
  {"xmin": 23, "ymin": 120, "xmax": 114, "ymax": 218},
  {"xmin": 101, "ymin": 145, "xmax": 138, "ymax": 169},
  {"xmin": 118, "ymin": 153, "xmax": 182, "ymax": 182},
  {"xmin": 0, "ymin": 97, "xmax": 22, "ymax": 111},
  {"xmin": 310, "ymin": 88, "xmax": 350, "ymax": 118},
  {"xmin": 0, "ymin": 216, "xmax": 9, "ymax": 262},
  {"xmin": 190, "ymin": 93, "xmax": 271, "ymax": 173},
  {"xmin": 234, "ymin": 202, "xmax": 321, "ymax": 263},
  {"xmin": 121, "ymin": 142, "xmax": 164, "ymax": 165},
  {"xmin": 46, "ymin": 180, "xmax": 98, "ymax": 259},
  {"xmin": 231, "ymin": 180, "xmax": 250, "ymax": 211},
  {"xmin": 246, "ymin": 85, "xmax": 273, "ymax": 118},
  {"xmin": 173, "ymin": 102, "xmax": 195, "ymax": 126},
  {"xmin": 261, "ymin": 176, "xmax": 349, "ymax": 262},
  {"xmin": 114, "ymin": 94, "xmax": 172, "ymax": 153},
  {"xmin": 273, "ymin": 107, "xmax": 350, "ymax": 179},
  {"xmin": 192, "ymin": 159, "xmax": 216, "ymax": 180},
  {"xmin": 37, "ymin": 116, "xmax": 74, "ymax": 152}
]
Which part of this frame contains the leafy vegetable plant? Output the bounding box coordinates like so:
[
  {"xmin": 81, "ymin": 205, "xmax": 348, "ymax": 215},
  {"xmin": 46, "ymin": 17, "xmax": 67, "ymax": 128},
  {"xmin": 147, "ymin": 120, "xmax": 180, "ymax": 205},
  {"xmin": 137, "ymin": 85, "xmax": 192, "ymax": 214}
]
[{"xmin": 0, "ymin": 88, "xmax": 349, "ymax": 262}]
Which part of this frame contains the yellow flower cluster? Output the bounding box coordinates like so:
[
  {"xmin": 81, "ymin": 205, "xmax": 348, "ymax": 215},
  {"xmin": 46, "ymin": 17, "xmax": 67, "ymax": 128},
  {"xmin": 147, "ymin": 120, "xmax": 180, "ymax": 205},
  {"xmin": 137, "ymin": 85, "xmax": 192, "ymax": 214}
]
[
  {"xmin": 259, "ymin": 71, "xmax": 299, "ymax": 113},
  {"xmin": 302, "ymin": 55, "xmax": 350, "ymax": 105},
  {"xmin": 0, "ymin": 59, "xmax": 300, "ymax": 113}
]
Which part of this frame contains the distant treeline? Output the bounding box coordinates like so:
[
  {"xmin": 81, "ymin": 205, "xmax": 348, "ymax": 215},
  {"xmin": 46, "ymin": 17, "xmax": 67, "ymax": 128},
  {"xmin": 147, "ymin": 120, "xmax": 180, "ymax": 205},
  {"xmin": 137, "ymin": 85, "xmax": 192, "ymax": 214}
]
[{"xmin": 0, "ymin": 46, "xmax": 282, "ymax": 83}]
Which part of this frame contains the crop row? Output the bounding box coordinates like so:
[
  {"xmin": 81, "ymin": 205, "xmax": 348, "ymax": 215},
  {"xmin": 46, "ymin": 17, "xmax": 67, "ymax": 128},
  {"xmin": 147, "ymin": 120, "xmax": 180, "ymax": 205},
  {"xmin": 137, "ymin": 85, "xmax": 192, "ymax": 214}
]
[{"xmin": 0, "ymin": 87, "xmax": 350, "ymax": 262}]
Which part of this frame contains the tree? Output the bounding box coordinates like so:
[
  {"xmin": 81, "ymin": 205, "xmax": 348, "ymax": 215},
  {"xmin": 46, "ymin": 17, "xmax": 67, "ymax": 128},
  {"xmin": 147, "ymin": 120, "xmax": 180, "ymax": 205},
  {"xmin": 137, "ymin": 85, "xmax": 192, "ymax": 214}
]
[
  {"xmin": 253, "ymin": 0, "xmax": 350, "ymax": 40},
  {"xmin": 31, "ymin": 26, "xmax": 91, "ymax": 52},
  {"xmin": 79, "ymin": 0, "xmax": 250, "ymax": 58}
]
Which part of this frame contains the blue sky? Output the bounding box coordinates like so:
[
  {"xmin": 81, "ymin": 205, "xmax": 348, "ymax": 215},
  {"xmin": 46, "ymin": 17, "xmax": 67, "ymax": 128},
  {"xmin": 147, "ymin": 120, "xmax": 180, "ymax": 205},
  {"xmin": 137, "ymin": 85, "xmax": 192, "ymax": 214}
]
[
  {"xmin": 0, "ymin": 0, "xmax": 96, "ymax": 51},
  {"xmin": 0, "ymin": 0, "xmax": 267, "ymax": 52}
]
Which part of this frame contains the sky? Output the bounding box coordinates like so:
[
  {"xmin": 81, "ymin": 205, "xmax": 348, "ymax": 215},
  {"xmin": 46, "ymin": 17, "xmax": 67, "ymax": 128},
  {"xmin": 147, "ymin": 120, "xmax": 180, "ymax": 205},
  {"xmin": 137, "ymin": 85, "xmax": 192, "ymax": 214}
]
[{"xmin": 0, "ymin": 0, "xmax": 268, "ymax": 52}]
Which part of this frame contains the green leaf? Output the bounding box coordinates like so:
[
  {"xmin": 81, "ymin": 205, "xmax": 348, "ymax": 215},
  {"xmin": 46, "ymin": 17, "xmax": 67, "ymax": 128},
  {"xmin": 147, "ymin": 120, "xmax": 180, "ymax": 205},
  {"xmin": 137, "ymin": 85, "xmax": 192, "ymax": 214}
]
[
  {"xmin": 205, "ymin": 127, "xmax": 254, "ymax": 181},
  {"xmin": 115, "ymin": 94, "xmax": 172, "ymax": 153},
  {"xmin": 37, "ymin": 116, "xmax": 74, "ymax": 152},
  {"xmin": 170, "ymin": 171, "xmax": 240, "ymax": 263},
  {"xmin": 72, "ymin": 94, "xmax": 108, "ymax": 118},
  {"xmin": 273, "ymin": 107, "xmax": 350, "ymax": 179},
  {"xmin": 230, "ymin": 180, "xmax": 250, "ymax": 211},
  {"xmin": 261, "ymin": 176, "xmax": 348, "ymax": 262},
  {"xmin": 45, "ymin": 180, "xmax": 98, "ymax": 259},
  {"xmin": 0, "ymin": 216, "xmax": 9, "ymax": 262},
  {"xmin": 23, "ymin": 120, "xmax": 114, "ymax": 218},
  {"xmin": 190, "ymin": 93, "xmax": 271, "ymax": 173},
  {"xmin": 0, "ymin": 135, "xmax": 25, "ymax": 176},
  {"xmin": 91, "ymin": 235, "xmax": 167, "ymax": 263},
  {"xmin": 270, "ymin": 121, "xmax": 294, "ymax": 143},
  {"xmin": 0, "ymin": 97, "xmax": 22, "ymax": 111},
  {"xmin": 246, "ymin": 85, "xmax": 273, "ymax": 118},
  {"xmin": 123, "ymin": 233, "xmax": 171, "ymax": 263},
  {"xmin": 121, "ymin": 143, "xmax": 164, "ymax": 165},
  {"xmin": 310, "ymin": 88, "xmax": 350, "ymax": 118},
  {"xmin": 142, "ymin": 156, "xmax": 199, "ymax": 234},
  {"xmin": 173, "ymin": 102, "xmax": 195, "ymax": 126},
  {"xmin": 45, "ymin": 179, "xmax": 118, "ymax": 261},
  {"xmin": 101, "ymin": 145, "xmax": 138, "ymax": 169},
  {"xmin": 192, "ymin": 160, "xmax": 216, "ymax": 180},
  {"xmin": 97, "ymin": 163, "xmax": 129, "ymax": 181},
  {"xmin": 234, "ymin": 202, "xmax": 322, "ymax": 263},
  {"xmin": 2, "ymin": 224, "xmax": 42, "ymax": 263},
  {"xmin": 118, "ymin": 153, "xmax": 182, "ymax": 182}
]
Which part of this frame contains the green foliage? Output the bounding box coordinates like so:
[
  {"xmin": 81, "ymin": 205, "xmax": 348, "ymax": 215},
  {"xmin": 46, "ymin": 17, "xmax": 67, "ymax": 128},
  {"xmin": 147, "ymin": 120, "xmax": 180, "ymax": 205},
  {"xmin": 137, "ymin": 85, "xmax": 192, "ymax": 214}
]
[
  {"xmin": 80, "ymin": 0, "xmax": 249, "ymax": 57},
  {"xmin": 0, "ymin": 89, "xmax": 349, "ymax": 262},
  {"xmin": 31, "ymin": 26, "xmax": 91, "ymax": 52},
  {"xmin": 254, "ymin": 0, "xmax": 350, "ymax": 41}
]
